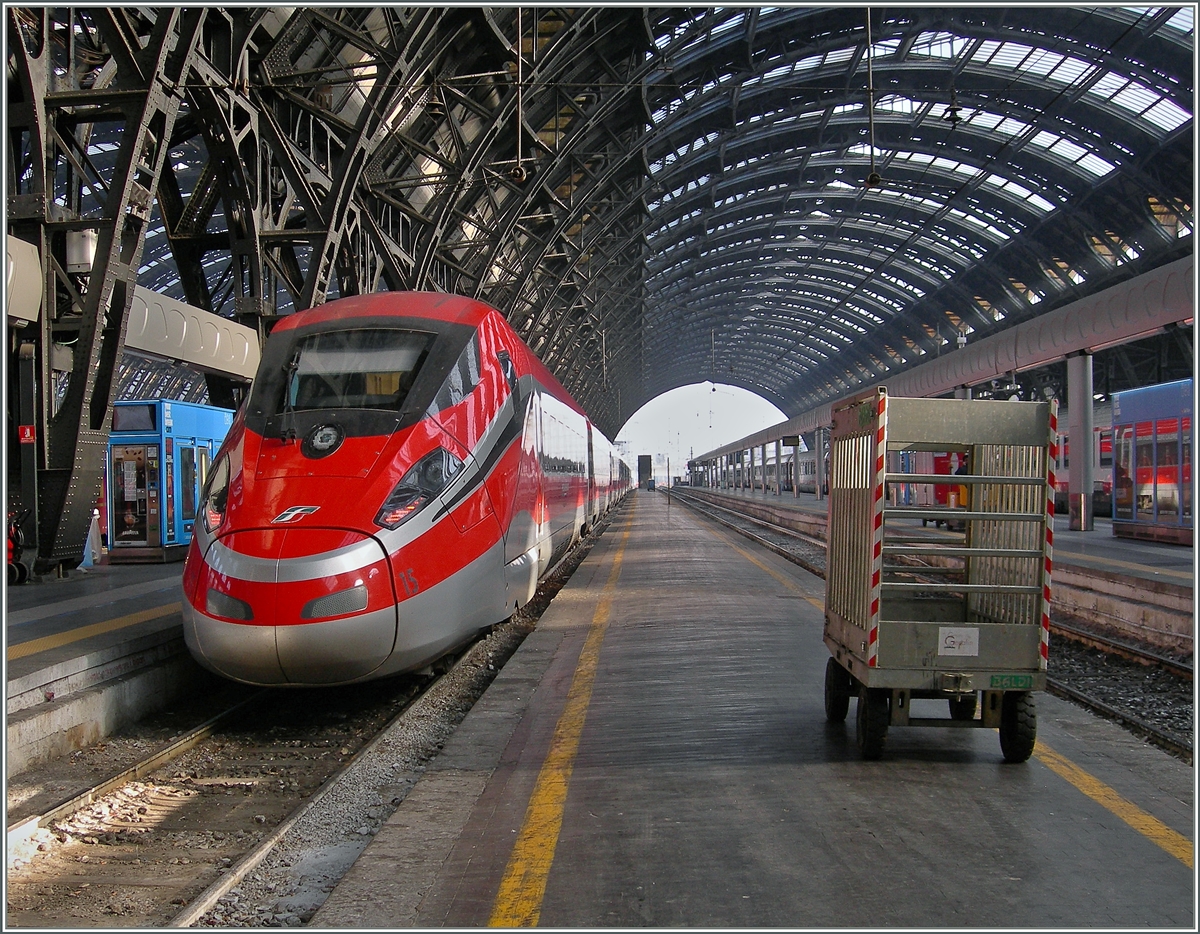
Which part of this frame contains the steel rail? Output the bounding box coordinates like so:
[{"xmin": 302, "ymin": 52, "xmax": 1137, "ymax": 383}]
[
  {"xmin": 1045, "ymin": 677, "xmax": 1193, "ymax": 763},
  {"xmin": 671, "ymin": 488, "xmax": 1192, "ymax": 675},
  {"xmin": 668, "ymin": 488, "xmax": 827, "ymax": 577},
  {"xmin": 167, "ymin": 633, "xmax": 484, "ymax": 926},
  {"xmin": 1051, "ymin": 619, "xmax": 1193, "ymax": 680},
  {"xmin": 6, "ymin": 690, "xmax": 268, "ymax": 853},
  {"xmin": 673, "ymin": 488, "xmax": 1193, "ymax": 768}
]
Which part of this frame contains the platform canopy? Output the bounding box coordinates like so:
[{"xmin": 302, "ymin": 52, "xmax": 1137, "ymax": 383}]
[{"xmin": 6, "ymin": 7, "xmax": 1193, "ymax": 562}]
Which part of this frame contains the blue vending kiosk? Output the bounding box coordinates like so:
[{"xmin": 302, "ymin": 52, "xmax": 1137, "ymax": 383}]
[{"xmin": 107, "ymin": 400, "xmax": 235, "ymax": 562}]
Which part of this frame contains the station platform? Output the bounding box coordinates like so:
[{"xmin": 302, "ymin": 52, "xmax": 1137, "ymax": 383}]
[
  {"xmin": 7, "ymin": 561, "xmax": 184, "ymax": 680},
  {"xmin": 315, "ymin": 489, "xmax": 1194, "ymax": 928},
  {"xmin": 5, "ymin": 561, "xmax": 198, "ymax": 776},
  {"xmin": 689, "ymin": 485, "xmax": 1194, "ymax": 589}
]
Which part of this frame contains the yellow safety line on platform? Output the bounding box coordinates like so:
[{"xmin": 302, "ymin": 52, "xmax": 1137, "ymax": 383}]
[
  {"xmin": 705, "ymin": 525, "xmax": 824, "ymax": 612},
  {"xmin": 6, "ymin": 603, "xmax": 182, "ymax": 661},
  {"xmin": 488, "ymin": 503, "xmax": 636, "ymax": 928},
  {"xmin": 1034, "ymin": 740, "xmax": 1193, "ymax": 868}
]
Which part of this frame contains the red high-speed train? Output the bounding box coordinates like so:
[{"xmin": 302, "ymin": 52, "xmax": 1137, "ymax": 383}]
[{"xmin": 181, "ymin": 292, "xmax": 632, "ymax": 686}]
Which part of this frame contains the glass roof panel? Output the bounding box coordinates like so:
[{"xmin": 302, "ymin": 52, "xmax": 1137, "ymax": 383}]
[{"xmin": 1165, "ymin": 7, "xmax": 1194, "ymax": 32}]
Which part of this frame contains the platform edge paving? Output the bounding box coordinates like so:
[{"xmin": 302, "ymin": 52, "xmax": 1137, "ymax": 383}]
[
  {"xmin": 7, "ymin": 618, "xmax": 183, "ymax": 707},
  {"xmin": 311, "ymin": 626, "xmax": 571, "ymax": 927},
  {"xmin": 5, "ymin": 652, "xmax": 212, "ymax": 777}
]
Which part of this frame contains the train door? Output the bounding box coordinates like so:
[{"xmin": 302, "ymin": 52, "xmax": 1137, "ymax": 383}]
[
  {"xmin": 1134, "ymin": 420, "xmax": 1155, "ymax": 519},
  {"xmin": 1154, "ymin": 416, "xmax": 1182, "ymax": 521},
  {"xmin": 586, "ymin": 427, "xmax": 597, "ymax": 528},
  {"xmin": 110, "ymin": 444, "xmax": 161, "ymax": 548},
  {"xmin": 1182, "ymin": 416, "xmax": 1192, "ymax": 524},
  {"xmin": 1114, "ymin": 425, "xmax": 1134, "ymax": 520}
]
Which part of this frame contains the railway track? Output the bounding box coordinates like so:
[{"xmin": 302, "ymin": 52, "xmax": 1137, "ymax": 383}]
[
  {"xmin": 6, "ymin": 508, "xmax": 624, "ymax": 928},
  {"xmin": 6, "ymin": 659, "xmax": 442, "ymax": 927},
  {"xmin": 670, "ymin": 487, "xmax": 1194, "ymax": 762}
]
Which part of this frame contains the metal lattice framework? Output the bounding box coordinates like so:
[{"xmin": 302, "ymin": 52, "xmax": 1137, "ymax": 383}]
[{"xmin": 5, "ymin": 7, "xmax": 1194, "ymax": 566}]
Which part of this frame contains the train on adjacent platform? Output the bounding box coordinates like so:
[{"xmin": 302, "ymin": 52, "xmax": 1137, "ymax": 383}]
[
  {"xmin": 708, "ymin": 409, "xmax": 1119, "ymax": 516},
  {"xmin": 181, "ymin": 292, "xmax": 632, "ymax": 686}
]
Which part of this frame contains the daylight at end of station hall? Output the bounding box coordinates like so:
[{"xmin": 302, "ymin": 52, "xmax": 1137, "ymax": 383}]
[{"xmin": 3, "ymin": 7, "xmax": 1195, "ymax": 930}]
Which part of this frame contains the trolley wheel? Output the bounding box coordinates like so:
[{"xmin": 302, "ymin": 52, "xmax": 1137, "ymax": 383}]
[
  {"xmin": 948, "ymin": 693, "xmax": 978, "ymax": 721},
  {"xmin": 824, "ymin": 657, "xmax": 853, "ymax": 723},
  {"xmin": 16, "ymin": 561, "xmax": 30, "ymax": 584},
  {"xmin": 855, "ymin": 688, "xmax": 890, "ymax": 760},
  {"xmin": 999, "ymin": 691, "xmax": 1037, "ymax": 763},
  {"xmin": 7, "ymin": 563, "xmax": 16, "ymax": 586}
]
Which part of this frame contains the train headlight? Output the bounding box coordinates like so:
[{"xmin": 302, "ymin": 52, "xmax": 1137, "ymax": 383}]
[
  {"xmin": 375, "ymin": 447, "xmax": 464, "ymax": 529},
  {"xmin": 201, "ymin": 455, "xmax": 231, "ymax": 533}
]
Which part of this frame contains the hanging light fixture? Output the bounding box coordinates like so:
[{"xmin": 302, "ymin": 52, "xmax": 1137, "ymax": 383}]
[{"xmin": 943, "ymin": 85, "xmax": 963, "ymax": 126}]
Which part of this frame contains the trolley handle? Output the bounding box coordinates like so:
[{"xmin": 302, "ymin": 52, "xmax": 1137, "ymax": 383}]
[
  {"xmin": 883, "ymin": 507, "xmax": 1044, "ymax": 522},
  {"xmin": 884, "ymin": 473, "xmax": 1044, "ymax": 486}
]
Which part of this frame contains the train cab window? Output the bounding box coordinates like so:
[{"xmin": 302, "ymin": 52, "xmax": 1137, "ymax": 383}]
[
  {"xmin": 427, "ymin": 333, "xmax": 481, "ymax": 416},
  {"xmin": 286, "ymin": 329, "xmax": 432, "ymax": 412}
]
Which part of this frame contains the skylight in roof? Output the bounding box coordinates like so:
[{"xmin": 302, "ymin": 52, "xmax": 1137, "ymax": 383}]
[
  {"xmin": 910, "ymin": 31, "xmax": 970, "ymax": 59},
  {"xmin": 711, "ymin": 11, "xmax": 744, "ymax": 36},
  {"xmin": 875, "ymin": 95, "xmax": 920, "ymax": 114},
  {"xmin": 1165, "ymin": 6, "xmax": 1193, "ymax": 32},
  {"xmin": 969, "ymin": 36, "xmax": 1190, "ymax": 135}
]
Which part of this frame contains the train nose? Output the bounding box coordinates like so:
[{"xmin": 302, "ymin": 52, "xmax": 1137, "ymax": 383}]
[{"xmin": 184, "ymin": 528, "xmax": 398, "ymax": 685}]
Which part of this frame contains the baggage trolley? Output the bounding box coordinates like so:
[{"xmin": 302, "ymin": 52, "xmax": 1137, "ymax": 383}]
[{"xmin": 822, "ymin": 388, "xmax": 1056, "ymax": 761}]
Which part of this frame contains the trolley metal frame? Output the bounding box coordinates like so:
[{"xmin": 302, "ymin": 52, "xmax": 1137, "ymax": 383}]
[{"xmin": 822, "ymin": 387, "xmax": 1056, "ymax": 760}]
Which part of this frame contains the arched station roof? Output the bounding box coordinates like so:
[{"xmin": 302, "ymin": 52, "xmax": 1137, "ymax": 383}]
[
  {"xmin": 11, "ymin": 7, "xmax": 1191, "ymax": 440},
  {"xmin": 7, "ymin": 7, "xmax": 1193, "ymax": 455}
]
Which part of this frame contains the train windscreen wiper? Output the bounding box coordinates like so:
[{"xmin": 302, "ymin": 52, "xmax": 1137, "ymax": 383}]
[{"xmin": 280, "ymin": 348, "xmax": 300, "ymax": 442}]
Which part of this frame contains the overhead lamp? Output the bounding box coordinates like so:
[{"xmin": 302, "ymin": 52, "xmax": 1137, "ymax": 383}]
[
  {"xmin": 956, "ymin": 330, "xmax": 967, "ymax": 349},
  {"xmin": 943, "ymin": 86, "xmax": 962, "ymax": 127}
]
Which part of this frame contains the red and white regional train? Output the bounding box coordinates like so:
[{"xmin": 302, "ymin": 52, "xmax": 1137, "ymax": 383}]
[{"xmin": 181, "ymin": 292, "xmax": 632, "ymax": 686}]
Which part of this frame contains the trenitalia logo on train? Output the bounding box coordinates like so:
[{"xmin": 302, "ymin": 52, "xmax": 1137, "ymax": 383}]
[{"xmin": 181, "ymin": 292, "xmax": 633, "ymax": 686}]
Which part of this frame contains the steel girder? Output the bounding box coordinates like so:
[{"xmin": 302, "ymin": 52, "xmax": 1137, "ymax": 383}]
[
  {"xmin": 6, "ymin": 7, "xmax": 655, "ymax": 564},
  {"xmin": 6, "ymin": 7, "xmax": 1192, "ymax": 567},
  {"xmin": 640, "ymin": 7, "xmax": 1192, "ymax": 411},
  {"xmin": 7, "ymin": 8, "xmax": 206, "ymax": 567}
]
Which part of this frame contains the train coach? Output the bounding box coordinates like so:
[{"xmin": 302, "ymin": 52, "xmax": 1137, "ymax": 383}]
[
  {"xmin": 703, "ymin": 417, "xmax": 1116, "ymax": 517},
  {"xmin": 181, "ymin": 292, "xmax": 632, "ymax": 686}
]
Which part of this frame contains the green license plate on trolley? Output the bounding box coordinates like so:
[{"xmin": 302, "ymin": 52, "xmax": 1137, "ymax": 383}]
[{"xmin": 990, "ymin": 674, "xmax": 1033, "ymax": 689}]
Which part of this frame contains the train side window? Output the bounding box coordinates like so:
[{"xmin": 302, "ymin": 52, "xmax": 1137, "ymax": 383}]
[
  {"xmin": 497, "ymin": 350, "xmax": 518, "ymax": 395},
  {"xmin": 427, "ymin": 333, "xmax": 482, "ymax": 416}
]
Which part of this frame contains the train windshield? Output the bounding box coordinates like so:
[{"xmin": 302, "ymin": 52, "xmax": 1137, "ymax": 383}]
[{"xmin": 285, "ymin": 329, "xmax": 433, "ymax": 412}]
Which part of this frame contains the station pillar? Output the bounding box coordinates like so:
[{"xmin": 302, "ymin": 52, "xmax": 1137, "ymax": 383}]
[
  {"xmin": 760, "ymin": 444, "xmax": 767, "ymax": 492},
  {"xmin": 18, "ymin": 343, "xmax": 40, "ymax": 555},
  {"xmin": 774, "ymin": 440, "xmax": 782, "ymax": 495},
  {"xmin": 1067, "ymin": 351, "xmax": 1095, "ymax": 531},
  {"xmin": 792, "ymin": 440, "xmax": 800, "ymax": 498},
  {"xmin": 814, "ymin": 428, "xmax": 826, "ymax": 502}
]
